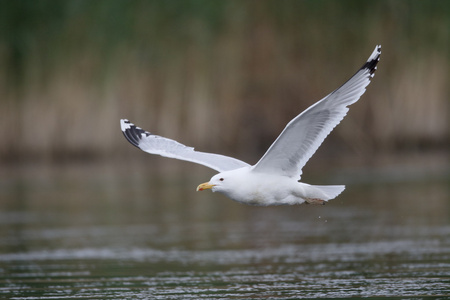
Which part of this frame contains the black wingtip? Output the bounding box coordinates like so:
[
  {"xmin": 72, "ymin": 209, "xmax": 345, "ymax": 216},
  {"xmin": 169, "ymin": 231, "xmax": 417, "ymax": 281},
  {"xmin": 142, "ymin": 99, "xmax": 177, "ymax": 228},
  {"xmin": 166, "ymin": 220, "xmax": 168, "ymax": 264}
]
[
  {"xmin": 361, "ymin": 45, "xmax": 381, "ymax": 77},
  {"xmin": 120, "ymin": 119, "xmax": 151, "ymax": 149}
]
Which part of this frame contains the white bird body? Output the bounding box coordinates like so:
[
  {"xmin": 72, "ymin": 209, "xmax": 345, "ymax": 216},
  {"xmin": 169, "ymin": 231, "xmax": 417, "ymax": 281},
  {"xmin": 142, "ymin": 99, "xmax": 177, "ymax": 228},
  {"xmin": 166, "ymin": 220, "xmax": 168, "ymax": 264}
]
[
  {"xmin": 121, "ymin": 45, "xmax": 381, "ymax": 206},
  {"xmin": 200, "ymin": 167, "xmax": 345, "ymax": 206}
]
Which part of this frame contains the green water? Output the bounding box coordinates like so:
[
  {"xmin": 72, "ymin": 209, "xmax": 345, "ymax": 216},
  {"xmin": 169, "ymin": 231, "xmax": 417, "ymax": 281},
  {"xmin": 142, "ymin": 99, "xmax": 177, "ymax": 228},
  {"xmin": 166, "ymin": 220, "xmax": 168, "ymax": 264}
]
[{"xmin": 0, "ymin": 162, "xmax": 449, "ymax": 299}]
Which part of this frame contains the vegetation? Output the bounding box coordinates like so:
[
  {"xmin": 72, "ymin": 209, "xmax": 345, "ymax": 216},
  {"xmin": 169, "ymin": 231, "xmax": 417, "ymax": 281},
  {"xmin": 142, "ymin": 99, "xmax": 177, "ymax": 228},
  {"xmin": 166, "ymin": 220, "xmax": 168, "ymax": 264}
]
[{"xmin": 0, "ymin": 0, "xmax": 449, "ymax": 162}]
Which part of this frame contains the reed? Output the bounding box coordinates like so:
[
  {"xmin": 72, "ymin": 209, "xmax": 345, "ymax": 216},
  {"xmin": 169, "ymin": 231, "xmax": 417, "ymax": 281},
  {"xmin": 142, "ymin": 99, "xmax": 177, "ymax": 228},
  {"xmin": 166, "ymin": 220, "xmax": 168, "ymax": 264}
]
[{"xmin": 0, "ymin": 0, "xmax": 448, "ymax": 162}]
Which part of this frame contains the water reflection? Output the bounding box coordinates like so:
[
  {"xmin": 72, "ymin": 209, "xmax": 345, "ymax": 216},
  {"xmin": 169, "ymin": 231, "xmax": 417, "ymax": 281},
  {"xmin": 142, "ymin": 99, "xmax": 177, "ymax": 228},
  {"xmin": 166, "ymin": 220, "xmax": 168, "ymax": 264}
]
[{"xmin": 0, "ymin": 161, "xmax": 449, "ymax": 299}]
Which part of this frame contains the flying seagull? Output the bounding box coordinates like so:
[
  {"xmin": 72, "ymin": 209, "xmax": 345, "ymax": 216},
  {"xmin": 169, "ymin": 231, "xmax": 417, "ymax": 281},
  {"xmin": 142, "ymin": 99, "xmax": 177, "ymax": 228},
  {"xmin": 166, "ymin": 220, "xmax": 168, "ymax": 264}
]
[{"xmin": 121, "ymin": 45, "xmax": 381, "ymax": 206}]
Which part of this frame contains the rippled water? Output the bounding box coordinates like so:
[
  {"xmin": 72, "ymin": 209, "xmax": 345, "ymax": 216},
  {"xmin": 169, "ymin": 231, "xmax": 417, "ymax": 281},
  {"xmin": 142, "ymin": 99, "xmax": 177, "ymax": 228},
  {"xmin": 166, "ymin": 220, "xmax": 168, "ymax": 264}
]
[{"xmin": 0, "ymin": 161, "xmax": 449, "ymax": 299}]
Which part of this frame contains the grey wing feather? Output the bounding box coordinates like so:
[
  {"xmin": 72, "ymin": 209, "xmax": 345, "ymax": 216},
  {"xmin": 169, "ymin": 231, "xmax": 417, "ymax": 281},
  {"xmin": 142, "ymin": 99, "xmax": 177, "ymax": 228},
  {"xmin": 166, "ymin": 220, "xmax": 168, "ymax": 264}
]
[
  {"xmin": 252, "ymin": 45, "xmax": 381, "ymax": 179},
  {"xmin": 120, "ymin": 119, "xmax": 250, "ymax": 172}
]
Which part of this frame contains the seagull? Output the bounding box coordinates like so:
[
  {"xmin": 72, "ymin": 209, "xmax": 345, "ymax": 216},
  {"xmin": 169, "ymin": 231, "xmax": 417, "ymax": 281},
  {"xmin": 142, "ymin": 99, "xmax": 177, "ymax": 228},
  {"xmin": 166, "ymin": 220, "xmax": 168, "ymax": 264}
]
[{"xmin": 121, "ymin": 45, "xmax": 381, "ymax": 206}]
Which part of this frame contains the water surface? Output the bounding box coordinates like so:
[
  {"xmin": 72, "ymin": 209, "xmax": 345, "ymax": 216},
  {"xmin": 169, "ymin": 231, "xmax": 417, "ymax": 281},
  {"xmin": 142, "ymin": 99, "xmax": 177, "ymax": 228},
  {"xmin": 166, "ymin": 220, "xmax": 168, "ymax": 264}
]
[{"xmin": 0, "ymin": 161, "xmax": 449, "ymax": 299}]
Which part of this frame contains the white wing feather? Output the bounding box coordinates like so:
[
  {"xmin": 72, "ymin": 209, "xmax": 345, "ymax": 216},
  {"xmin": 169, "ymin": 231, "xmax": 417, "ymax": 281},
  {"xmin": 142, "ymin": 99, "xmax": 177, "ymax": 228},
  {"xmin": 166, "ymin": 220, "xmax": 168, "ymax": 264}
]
[
  {"xmin": 120, "ymin": 119, "xmax": 250, "ymax": 172},
  {"xmin": 252, "ymin": 45, "xmax": 381, "ymax": 179}
]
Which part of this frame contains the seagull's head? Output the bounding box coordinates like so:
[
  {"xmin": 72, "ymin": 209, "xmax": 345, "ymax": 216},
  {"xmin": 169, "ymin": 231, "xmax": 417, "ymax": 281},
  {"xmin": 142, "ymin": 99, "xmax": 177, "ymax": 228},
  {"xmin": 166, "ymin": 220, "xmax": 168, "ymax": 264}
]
[
  {"xmin": 196, "ymin": 173, "xmax": 229, "ymax": 193},
  {"xmin": 196, "ymin": 168, "xmax": 249, "ymax": 195}
]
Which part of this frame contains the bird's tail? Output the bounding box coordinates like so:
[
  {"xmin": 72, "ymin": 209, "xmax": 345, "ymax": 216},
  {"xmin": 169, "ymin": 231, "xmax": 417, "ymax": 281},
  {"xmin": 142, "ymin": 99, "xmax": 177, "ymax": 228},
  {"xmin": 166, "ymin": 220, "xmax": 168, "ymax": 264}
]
[{"xmin": 311, "ymin": 185, "xmax": 345, "ymax": 201}]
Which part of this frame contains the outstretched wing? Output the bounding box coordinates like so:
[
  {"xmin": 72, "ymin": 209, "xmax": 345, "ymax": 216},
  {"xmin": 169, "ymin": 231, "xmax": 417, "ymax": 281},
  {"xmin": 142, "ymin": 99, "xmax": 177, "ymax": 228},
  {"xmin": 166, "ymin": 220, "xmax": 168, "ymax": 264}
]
[
  {"xmin": 252, "ymin": 45, "xmax": 381, "ymax": 179},
  {"xmin": 120, "ymin": 119, "xmax": 250, "ymax": 172}
]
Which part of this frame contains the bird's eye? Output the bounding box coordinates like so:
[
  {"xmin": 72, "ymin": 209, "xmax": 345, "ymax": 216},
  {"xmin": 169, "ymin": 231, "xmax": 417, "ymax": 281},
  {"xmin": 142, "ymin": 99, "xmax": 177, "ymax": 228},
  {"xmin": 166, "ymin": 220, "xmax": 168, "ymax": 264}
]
[{"xmin": 219, "ymin": 178, "xmax": 224, "ymax": 181}]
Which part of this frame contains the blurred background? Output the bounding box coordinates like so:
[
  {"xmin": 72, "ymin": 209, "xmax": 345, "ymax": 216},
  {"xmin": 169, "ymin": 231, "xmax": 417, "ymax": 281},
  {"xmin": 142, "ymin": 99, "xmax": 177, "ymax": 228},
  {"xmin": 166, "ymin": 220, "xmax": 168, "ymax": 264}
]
[
  {"xmin": 0, "ymin": 0, "xmax": 448, "ymax": 172},
  {"xmin": 1, "ymin": 2, "xmax": 449, "ymax": 298}
]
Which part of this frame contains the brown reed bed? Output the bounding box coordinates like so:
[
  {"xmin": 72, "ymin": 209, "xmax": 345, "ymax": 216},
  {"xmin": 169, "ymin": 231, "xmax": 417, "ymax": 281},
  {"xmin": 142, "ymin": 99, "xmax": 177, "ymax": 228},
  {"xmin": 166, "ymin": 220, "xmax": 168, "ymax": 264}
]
[{"xmin": 0, "ymin": 1, "xmax": 448, "ymax": 164}]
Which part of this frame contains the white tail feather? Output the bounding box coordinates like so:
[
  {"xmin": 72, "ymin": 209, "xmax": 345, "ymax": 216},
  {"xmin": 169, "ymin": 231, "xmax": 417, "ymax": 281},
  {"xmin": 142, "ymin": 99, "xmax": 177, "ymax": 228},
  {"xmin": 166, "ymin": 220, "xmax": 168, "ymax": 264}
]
[{"xmin": 312, "ymin": 185, "xmax": 345, "ymax": 201}]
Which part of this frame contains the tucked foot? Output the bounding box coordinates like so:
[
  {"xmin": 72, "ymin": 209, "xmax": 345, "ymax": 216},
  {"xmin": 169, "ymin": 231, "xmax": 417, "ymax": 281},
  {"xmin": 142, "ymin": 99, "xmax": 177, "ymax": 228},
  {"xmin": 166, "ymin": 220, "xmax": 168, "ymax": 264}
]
[{"xmin": 305, "ymin": 198, "xmax": 326, "ymax": 205}]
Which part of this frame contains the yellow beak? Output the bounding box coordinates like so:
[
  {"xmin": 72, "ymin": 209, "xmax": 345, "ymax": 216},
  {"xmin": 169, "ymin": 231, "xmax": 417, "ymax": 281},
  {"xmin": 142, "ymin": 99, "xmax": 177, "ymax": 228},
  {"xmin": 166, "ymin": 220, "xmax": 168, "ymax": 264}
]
[{"xmin": 196, "ymin": 182, "xmax": 215, "ymax": 191}]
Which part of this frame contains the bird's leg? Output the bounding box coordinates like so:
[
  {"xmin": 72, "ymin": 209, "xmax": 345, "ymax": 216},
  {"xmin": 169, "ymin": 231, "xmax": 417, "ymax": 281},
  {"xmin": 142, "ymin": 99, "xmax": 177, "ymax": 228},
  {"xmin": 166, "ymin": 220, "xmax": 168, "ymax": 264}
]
[{"xmin": 305, "ymin": 198, "xmax": 326, "ymax": 205}]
